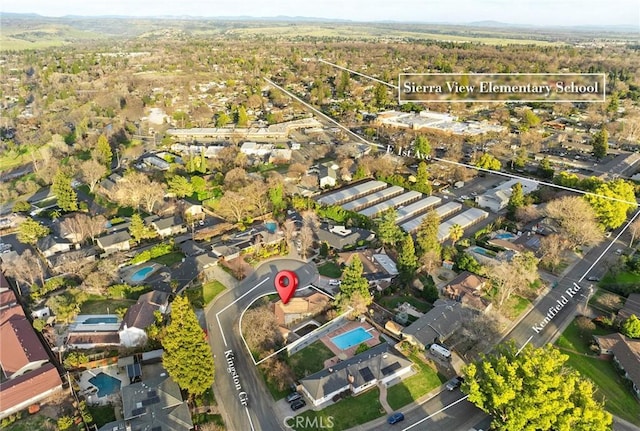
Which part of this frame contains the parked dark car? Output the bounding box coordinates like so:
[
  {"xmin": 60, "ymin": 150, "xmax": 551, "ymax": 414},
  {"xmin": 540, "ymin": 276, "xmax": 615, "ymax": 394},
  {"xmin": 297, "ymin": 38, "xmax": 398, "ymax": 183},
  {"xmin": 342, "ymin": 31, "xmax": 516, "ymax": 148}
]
[
  {"xmin": 286, "ymin": 392, "xmax": 302, "ymax": 403},
  {"xmin": 446, "ymin": 376, "xmax": 464, "ymax": 391},
  {"xmin": 387, "ymin": 412, "xmax": 405, "ymax": 424},
  {"xmin": 290, "ymin": 399, "xmax": 306, "ymax": 411},
  {"xmin": 587, "ymin": 276, "xmax": 600, "ymax": 282}
]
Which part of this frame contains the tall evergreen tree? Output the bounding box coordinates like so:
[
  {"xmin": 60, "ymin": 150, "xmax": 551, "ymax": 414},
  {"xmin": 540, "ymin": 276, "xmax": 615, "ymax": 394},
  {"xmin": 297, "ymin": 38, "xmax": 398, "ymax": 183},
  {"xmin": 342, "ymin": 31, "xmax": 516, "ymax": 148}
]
[
  {"xmin": 52, "ymin": 170, "xmax": 78, "ymax": 212},
  {"xmin": 335, "ymin": 255, "xmax": 372, "ymax": 317},
  {"xmin": 414, "ymin": 161, "xmax": 432, "ymax": 194},
  {"xmin": 397, "ymin": 234, "xmax": 418, "ymax": 282},
  {"xmin": 416, "ymin": 210, "xmax": 441, "ymax": 257},
  {"xmin": 592, "ymin": 127, "xmax": 609, "ymax": 159},
  {"xmin": 236, "ymin": 105, "xmax": 249, "ymax": 127},
  {"xmin": 17, "ymin": 218, "xmax": 50, "ymax": 245},
  {"xmin": 376, "ymin": 208, "xmax": 403, "ymax": 246},
  {"xmin": 507, "ymin": 182, "xmax": 525, "ymax": 219},
  {"xmin": 162, "ymin": 296, "xmax": 215, "ymax": 397},
  {"xmin": 413, "ymin": 135, "xmax": 432, "ymax": 157},
  {"xmin": 129, "ymin": 213, "xmax": 156, "ymax": 243},
  {"xmin": 95, "ymin": 134, "xmax": 113, "ymax": 170}
]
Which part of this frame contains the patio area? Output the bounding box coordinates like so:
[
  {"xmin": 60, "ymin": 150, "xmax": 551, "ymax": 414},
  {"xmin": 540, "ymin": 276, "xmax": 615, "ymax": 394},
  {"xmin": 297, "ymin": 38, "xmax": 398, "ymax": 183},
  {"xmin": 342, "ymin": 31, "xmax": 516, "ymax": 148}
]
[
  {"xmin": 77, "ymin": 365, "xmax": 129, "ymax": 406},
  {"xmin": 320, "ymin": 320, "xmax": 380, "ymax": 363}
]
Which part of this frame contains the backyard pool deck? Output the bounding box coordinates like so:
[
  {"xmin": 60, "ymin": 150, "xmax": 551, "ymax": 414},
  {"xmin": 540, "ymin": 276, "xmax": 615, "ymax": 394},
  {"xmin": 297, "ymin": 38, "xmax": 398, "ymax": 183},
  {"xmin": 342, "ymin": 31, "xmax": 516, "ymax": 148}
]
[
  {"xmin": 120, "ymin": 262, "xmax": 163, "ymax": 285},
  {"xmin": 320, "ymin": 320, "xmax": 380, "ymax": 362},
  {"xmin": 78, "ymin": 364, "xmax": 129, "ymax": 406}
]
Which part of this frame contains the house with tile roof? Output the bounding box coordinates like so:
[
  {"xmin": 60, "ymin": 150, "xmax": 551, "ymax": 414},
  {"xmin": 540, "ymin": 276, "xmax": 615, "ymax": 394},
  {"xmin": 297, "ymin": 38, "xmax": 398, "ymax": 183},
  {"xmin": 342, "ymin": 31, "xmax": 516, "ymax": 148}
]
[{"xmin": 0, "ymin": 282, "xmax": 62, "ymax": 419}]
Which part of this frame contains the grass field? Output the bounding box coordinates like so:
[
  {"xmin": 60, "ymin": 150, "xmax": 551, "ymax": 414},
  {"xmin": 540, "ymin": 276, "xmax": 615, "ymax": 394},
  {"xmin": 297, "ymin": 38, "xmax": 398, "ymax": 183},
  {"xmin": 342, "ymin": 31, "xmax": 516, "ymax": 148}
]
[
  {"xmin": 318, "ymin": 261, "xmax": 342, "ymax": 278},
  {"xmin": 502, "ymin": 295, "xmax": 530, "ymax": 320},
  {"xmin": 555, "ymin": 318, "xmax": 640, "ymax": 425},
  {"xmin": 588, "ymin": 288, "xmax": 625, "ymax": 314},
  {"xmin": 203, "ymin": 280, "xmax": 227, "ymax": 305},
  {"xmin": 225, "ymin": 24, "xmax": 562, "ymax": 46},
  {"xmin": 151, "ymin": 251, "xmax": 185, "ymax": 267},
  {"xmin": 88, "ymin": 405, "xmax": 116, "ymax": 427},
  {"xmin": 378, "ymin": 296, "xmax": 433, "ymax": 313},
  {"xmin": 293, "ymin": 388, "xmax": 385, "ymax": 431},
  {"xmin": 288, "ymin": 340, "xmax": 335, "ymax": 379},
  {"xmin": 387, "ymin": 354, "xmax": 446, "ymax": 410},
  {"xmin": 600, "ymin": 271, "xmax": 640, "ymax": 288},
  {"xmin": 80, "ymin": 299, "xmax": 135, "ymax": 314}
]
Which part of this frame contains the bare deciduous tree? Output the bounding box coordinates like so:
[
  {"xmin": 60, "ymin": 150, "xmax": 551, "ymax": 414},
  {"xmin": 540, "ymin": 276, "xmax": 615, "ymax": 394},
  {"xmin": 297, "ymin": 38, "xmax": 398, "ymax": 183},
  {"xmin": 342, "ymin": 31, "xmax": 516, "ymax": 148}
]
[
  {"xmin": 2, "ymin": 250, "xmax": 46, "ymax": 291},
  {"xmin": 242, "ymin": 304, "xmax": 282, "ymax": 354},
  {"xmin": 79, "ymin": 159, "xmax": 107, "ymax": 192},
  {"xmin": 629, "ymin": 218, "xmax": 640, "ymax": 246},
  {"xmin": 545, "ymin": 196, "xmax": 603, "ymax": 249},
  {"xmin": 297, "ymin": 226, "xmax": 314, "ymax": 259},
  {"xmin": 489, "ymin": 252, "xmax": 539, "ymax": 309}
]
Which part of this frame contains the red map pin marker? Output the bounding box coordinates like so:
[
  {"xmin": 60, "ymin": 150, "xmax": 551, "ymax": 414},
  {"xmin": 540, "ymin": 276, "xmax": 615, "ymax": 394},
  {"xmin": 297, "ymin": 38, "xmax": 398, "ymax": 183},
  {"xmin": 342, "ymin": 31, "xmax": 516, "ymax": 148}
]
[{"xmin": 275, "ymin": 270, "xmax": 298, "ymax": 304}]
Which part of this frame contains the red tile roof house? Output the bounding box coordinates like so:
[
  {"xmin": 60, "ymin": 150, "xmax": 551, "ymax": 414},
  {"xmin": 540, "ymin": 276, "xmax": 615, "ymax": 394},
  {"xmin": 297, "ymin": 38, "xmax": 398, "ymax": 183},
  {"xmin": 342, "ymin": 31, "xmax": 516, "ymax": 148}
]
[{"xmin": 0, "ymin": 284, "xmax": 63, "ymax": 419}]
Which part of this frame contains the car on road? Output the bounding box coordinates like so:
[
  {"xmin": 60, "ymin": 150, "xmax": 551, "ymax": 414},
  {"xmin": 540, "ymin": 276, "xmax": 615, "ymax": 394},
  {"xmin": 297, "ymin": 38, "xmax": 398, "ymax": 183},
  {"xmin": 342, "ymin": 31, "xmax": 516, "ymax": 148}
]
[
  {"xmin": 286, "ymin": 392, "xmax": 302, "ymax": 403},
  {"xmin": 290, "ymin": 399, "xmax": 306, "ymax": 411},
  {"xmin": 587, "ymin": 276, "xmax": 600, "ymax": 282},
  {"xmin": 446, "ymin": 376, "xmax": 464, "ymax": 391},
  {"xmin": 328, "ymin": 279, "xmax": 341, "ymax": 286},
  {"xmin": 387, "ymin": 412, "xmax": 405, "ymax": 424}
]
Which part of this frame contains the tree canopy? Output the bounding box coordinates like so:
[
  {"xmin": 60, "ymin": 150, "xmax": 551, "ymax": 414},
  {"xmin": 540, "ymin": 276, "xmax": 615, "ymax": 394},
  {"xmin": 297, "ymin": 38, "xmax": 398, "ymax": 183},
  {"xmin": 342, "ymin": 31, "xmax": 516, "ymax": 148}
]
[
  {"xmin": 592, "ymin": 127, "xmax": 609, "ymax": 159},
  {"xmin": 397, "ymin": 234, "xmax": 418, "ymax": 282},
  {"xmin": 413, "ymin": 135, "xmax": 431, "ymax": 157},
  {"xmin": 463, "ymin": 342, "xmax": 612, "ymax": 431},
  {"xmin": 475, "ymin": 153, "xmax": 502, "ymax": 171},
  {"xmin": 162, "ymin": 295, "xmax": 215, "ymax": 396},
  {"xmin": 416, "ymin": 209, "xmax": 441, "ymax": 257},
  {"xmin": 168, "ymin": 175, "xmax": 194, "ymax": 198},
  {"xmin": 52, "ymin": 169, "xmax": 78, "ymax": 212},
  {"xmin": 17, "ymin": 218, "xmax": 50, "ymax": 245},
  {"xmin": 621, "ymin": 314, "xmax": 640, "ymax": 339},
  {"xmin": 584, "ymin": 179, "xmax": 635, "ymax": 230},
  {"xmin": 375, "ymin": 208, "xmax": 403, "ymax": 246},
  {"xmin": 335, "ymin": 255, "xmax": 372, "ymax": 317}
]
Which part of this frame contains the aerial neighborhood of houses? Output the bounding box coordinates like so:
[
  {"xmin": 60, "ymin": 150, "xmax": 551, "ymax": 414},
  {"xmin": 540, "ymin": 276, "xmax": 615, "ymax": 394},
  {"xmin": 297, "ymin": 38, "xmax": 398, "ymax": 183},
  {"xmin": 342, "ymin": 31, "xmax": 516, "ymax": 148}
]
[{"xmin": 1, "ymin": 13, "xmax": 640, "ymax": 431}]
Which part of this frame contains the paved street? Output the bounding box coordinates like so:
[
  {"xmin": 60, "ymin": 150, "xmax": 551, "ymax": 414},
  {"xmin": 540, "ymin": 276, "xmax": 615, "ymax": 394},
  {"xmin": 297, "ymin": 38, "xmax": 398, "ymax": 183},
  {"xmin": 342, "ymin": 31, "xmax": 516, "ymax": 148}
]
[{"xmin": 205, "ymin": 259, "xmax": 318, "ymax": 431}]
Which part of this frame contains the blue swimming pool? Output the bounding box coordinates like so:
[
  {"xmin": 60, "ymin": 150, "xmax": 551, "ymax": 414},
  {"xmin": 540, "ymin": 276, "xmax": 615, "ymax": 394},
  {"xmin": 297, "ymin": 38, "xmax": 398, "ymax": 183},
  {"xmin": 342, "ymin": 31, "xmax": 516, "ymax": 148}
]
[
  {"xmin": 89, "ymin": 372, "xmax": 121, "ymax": 398},
  {"xmin": 469, "ymin": 246, "xmax": 496, "ymax": 257},
  {"xmin": 84, "ymin": 316, "xmax": 118, "ymax": 324},
  {"xmin": 331, "ymin": 327, "xmax": 373, "ymax": 350},
  {"xmin": 495, "ymin": 232, "xmax": 516, "ymax": 240},
  {"xmin": 131, "ymin": 265, "xmax": 155, "ymax": 283}
]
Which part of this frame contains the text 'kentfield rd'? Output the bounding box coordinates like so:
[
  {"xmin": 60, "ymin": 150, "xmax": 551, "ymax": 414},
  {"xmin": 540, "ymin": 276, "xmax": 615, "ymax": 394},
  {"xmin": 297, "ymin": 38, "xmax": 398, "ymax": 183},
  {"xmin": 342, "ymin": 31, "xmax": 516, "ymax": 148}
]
[{"xmin": 531, "ymin": 284, "xmax": 583, "ymax": 334}]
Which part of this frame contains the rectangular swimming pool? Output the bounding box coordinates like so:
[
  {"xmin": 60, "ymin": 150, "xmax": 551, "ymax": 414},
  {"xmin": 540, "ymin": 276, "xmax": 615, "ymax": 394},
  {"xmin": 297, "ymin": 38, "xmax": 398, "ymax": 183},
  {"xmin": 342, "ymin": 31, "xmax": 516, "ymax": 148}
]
[{"xmin": 331, "ymin": 327, "xmax": 373, "ymax": 350}]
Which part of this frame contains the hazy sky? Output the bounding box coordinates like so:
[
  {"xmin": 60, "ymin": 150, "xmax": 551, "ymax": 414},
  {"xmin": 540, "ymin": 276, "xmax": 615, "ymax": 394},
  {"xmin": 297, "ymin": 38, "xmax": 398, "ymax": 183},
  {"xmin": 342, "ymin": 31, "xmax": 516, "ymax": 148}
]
[{"xmin": 1, "ymin": 0, "xmax": 639, "ymax": 27}]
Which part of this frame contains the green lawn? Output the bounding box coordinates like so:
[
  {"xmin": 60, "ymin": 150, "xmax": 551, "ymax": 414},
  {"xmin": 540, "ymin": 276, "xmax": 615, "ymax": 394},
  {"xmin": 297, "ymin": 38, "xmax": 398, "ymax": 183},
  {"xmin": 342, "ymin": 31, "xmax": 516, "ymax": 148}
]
[
  {"xmin": 555, "ymin": 318, "xmax": 609, "ymax": 354},
  {"xmin": 88, "ymin": 405, "xmax": 116, "ymax": 427},
  {"xmin": 502, "ymin": 295, "xmax": 530, "ymax": 320},
  {"xmin": 151, "ymin": 252, "xmax": 185, "ymax": 267},
  {"xmin": 555, "ymin": 318, "xmax": 640, "ymax": 425},
  {"xmin": 288, "ymin": 341, "xmax": 335, "ymax": 379},
  {"xmin": 185, "ymin": 280, "xmax": 227, "ymax": 309},
  {"xmin": 564, "ymin": 352, "xmax": 640, "ymax": 425},
  {"xmin": 601, "ymin": 270, "xmax": 640, "ymax": 286},
  {"xmin": 294, "ymin": 388, "xmax": 385, "ymax": 431},
  {"xmin": 80, "ymin": 299, "xmax": 135, "ymax": 314},
  {"xmin": 378, "ymin": 296, "xmax": 433, "ymax": 313},
  {"xmin": 318, "ymin": 261, "xmax": 343, "ymax": 278},
  {"xmin": 203, "ymin": 280, "xmax": 227, "ymax": 305},
  {"xmin": 387, "ymin": 354, "xmax": 446, "ymax": 410}
]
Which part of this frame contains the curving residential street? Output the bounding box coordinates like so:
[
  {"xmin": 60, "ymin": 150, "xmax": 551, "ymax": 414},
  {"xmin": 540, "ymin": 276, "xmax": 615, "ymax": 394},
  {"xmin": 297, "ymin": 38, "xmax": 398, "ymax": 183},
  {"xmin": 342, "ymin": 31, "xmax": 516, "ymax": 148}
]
[{"xmin": 205, "ymin": 259, "xmax": 318, "ymax": 431}]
